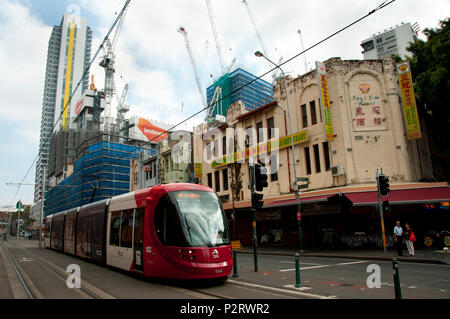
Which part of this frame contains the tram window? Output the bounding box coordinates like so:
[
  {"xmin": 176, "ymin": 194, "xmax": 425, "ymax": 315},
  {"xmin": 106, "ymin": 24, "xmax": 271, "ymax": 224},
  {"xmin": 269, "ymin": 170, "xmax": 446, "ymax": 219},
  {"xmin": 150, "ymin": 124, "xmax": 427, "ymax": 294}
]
[
  {"xmin": 154, "ymin": 195, "xmax": 187, "ymax": 247},
  {"xmin": 121, "ymin": 209, "xmax": 134, "ymax": 248},
  {"xmin": 110, "ymin": 211, "xmax": 121, "ymax": 246}
]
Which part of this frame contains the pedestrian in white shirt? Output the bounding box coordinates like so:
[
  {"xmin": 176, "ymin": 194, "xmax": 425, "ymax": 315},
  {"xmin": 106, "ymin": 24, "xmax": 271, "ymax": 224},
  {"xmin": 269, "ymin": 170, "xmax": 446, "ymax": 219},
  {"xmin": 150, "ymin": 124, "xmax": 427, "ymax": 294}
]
[{"xmin": 393, "ymin": 221, "xmax": 404, "ymax": 256}]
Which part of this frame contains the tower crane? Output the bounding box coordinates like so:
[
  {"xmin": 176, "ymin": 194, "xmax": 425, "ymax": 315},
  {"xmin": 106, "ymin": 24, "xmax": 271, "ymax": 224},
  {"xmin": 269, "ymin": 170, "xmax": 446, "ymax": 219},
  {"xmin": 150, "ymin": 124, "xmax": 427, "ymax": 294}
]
[
  {"xmin": 99, "ymin": 0, "xmax": 130, "ymax": 141},
  {"xmin": 242, "ymin": 0, "xmax": 276, "ymax": 79},
  {"xmin": 205, "ymin": 0, "xmax": 226, "ymax": 74},
  {"xmin": 297, "ymin": 29, "xmax": 308, "ymax": 74},
  {"xmin": 178, "ymin": 26, "xmax": 207, "ymax": 110}
]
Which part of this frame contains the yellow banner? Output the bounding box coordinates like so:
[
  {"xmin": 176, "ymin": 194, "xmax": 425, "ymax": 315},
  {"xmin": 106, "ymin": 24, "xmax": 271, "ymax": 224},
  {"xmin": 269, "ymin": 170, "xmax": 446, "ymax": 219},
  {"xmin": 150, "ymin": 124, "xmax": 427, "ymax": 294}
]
[
  {"xmin": 397, "ymin": 62, "xmax": 421, "ymax": 140},
  {"xmin": 316, "ymin": 61, "xmax": 334, "ymax": 141},
  {"xmin": 211, "ymin": 129, "xmax": 308, "ymax": 169},
  {"xmin": 62, "ymin": 22, "xmax": 76, "ymax": 131}
]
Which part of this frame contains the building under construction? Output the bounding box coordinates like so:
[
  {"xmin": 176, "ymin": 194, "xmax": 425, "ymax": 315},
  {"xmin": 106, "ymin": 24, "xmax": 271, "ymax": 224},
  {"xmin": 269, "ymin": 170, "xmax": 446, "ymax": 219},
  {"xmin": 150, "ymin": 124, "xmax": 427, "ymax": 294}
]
[{"xmin": 206, "ymin": 68, "xmax": 273, "ymax": 121}]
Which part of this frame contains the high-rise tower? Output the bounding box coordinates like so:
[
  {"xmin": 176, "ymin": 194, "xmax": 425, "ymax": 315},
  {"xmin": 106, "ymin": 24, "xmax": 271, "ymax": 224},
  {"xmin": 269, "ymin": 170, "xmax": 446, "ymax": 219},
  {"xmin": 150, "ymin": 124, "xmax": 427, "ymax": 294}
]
[{"xmin": 34, "ymin": 14, "xmax": 92, "ymax": 203}]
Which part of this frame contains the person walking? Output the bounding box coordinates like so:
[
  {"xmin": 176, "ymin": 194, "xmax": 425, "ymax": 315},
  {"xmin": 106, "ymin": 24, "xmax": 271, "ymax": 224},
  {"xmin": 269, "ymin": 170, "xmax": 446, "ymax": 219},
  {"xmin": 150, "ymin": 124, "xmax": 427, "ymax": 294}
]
[
  {"xmin": 404, "ymin": 223, "xmax": 415, "ymax": 256},
  {"xmin": 393, "ymin": 221, "xmax": 404, "ymax": 256},
  {"xmin": 2, "ymin": 230, "xmax": 7, "ymax": 242}
]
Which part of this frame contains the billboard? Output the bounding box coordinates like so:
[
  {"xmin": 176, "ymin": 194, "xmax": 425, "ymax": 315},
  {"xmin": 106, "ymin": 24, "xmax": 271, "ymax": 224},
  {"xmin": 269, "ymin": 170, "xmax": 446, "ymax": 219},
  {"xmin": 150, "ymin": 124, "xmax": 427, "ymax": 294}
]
[
  {"xmin": 396, "ymin": 61, "xmax": 421, "ymax": 140},
  {"xmin": 316, "ymin": 61, "xmax": 334, "ymax": 141},
  {"xmin": 128, "ymin": 117, "xmax": 169, "ymax": 143}
]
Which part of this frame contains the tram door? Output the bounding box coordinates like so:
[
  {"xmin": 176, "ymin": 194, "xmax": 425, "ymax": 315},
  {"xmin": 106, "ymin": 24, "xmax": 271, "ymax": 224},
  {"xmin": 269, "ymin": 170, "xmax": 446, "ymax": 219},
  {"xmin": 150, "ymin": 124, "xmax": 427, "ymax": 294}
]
[{"xmin": 133, "ymin": 208, "xmax": 145, "ymax": 272}]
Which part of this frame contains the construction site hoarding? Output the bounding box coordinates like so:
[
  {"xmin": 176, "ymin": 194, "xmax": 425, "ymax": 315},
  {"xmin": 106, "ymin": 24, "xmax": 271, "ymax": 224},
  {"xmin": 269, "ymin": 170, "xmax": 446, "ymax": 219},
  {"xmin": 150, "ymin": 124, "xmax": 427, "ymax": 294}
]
[
  {"xmin": 396, "ymin": 61, "xmax": 421, "ymax": 140},
  {"xmin": 316, "ymin": 61, "xmax": 334, "ymax": 141}
]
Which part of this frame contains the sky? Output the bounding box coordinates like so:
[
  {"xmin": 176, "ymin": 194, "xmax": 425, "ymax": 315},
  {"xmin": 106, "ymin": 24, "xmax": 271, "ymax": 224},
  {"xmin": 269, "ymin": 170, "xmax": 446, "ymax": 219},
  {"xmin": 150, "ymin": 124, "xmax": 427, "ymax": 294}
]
[{"xmin": 0, "ymin": 0, "xmax": 448, "ymax": 207}]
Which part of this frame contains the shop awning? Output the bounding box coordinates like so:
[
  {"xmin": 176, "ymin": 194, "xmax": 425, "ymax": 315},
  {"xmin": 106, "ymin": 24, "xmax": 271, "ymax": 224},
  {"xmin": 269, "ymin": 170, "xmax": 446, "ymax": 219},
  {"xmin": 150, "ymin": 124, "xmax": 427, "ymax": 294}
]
[
  {"xmin": 264, "ymin": 194, "xmax": 337, "ymax": 208},
  {"xmin": 343, "ymin": 186, "xmax": 450, "ymax": 206}
]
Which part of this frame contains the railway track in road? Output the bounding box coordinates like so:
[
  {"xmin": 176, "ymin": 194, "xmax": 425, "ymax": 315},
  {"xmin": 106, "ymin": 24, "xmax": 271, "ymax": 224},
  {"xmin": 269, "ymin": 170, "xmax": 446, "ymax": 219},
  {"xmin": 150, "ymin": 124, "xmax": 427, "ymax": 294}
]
[{"xmin": 1, "ymin": 246, "xmax": 114, "ymax": 299}]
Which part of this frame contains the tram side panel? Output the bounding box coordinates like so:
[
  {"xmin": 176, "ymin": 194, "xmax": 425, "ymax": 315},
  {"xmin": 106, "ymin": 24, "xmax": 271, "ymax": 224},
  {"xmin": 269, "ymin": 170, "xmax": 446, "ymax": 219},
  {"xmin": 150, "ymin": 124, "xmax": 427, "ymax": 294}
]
[
  {"xmin": 76, "ymin": 199, "xmax": 108, "ymax": 263},
  {"xmin": 63, "ymin": 208, "xmax": 78, "ymax": 255},
  {"xmin": 51, "ymin": 212, "xmax": 65, "ymax": 252}
]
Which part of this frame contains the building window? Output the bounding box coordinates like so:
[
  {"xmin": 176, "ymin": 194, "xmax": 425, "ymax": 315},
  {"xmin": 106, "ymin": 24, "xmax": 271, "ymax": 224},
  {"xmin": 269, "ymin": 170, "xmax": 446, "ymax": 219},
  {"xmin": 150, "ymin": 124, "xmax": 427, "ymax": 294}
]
[
  {"xmin": 257, "ymin": 121, "xmax": 263, "ymax": 143},
  {"xmin": 215, "ymin": 171, "xmax": 220, "ymax": 192},
  {"xmin": 207, "ymin": 173, "xmax": 212, "ymax": 188},
  {"xmin": 270, "ymin": 155, "xmax": 278, "ymax": 182},
  {"xmin": 301, "ymin": 104, "xmax": 308, "ymax": 128},
  {"xmin": 310, "ymin": 100, "xmax": 318, "ymax": 125},
  {"xmin": 304, "ymin": 147, "xmax": 311, "ymax": 175},
  {"xmin": 206, "ymin": 143, "xmax": 211, "ymax": 160},
  {"xmin": 222, "ymin": 136, "xmax": 226, "ymax": 156},
  {"xmin": 313, "ymin": 144, "xmax": 321, "ymax": 173},
  {"xmin": 223, "ymin": 169, "xmax": 228, "ymax": 191},
  {"xmin": 246, "ymin": 125, "xmax": 253, "ymax": 147},
  {"xmin": 214, "ymin": 139, "xmax": 219, "ymax": 157},
  {"xmin": 323, "ymin": 142, "xmax": 331, "ymax": 171},
  {"xmin": 267, "ymin": 117, "xmax": 274, "ymax": 140}
]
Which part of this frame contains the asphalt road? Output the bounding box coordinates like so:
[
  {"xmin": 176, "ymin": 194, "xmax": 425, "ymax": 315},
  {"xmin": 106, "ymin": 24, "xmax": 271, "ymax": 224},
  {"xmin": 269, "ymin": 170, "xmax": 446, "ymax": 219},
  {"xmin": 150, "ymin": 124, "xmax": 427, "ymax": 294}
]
[
  {"xmin": 1, "ymin": 239, "xmax": 449, "ymax": 299},
  {"xmin": 233, "ymin": 252, "xmax": 450, "ymax": 299}
]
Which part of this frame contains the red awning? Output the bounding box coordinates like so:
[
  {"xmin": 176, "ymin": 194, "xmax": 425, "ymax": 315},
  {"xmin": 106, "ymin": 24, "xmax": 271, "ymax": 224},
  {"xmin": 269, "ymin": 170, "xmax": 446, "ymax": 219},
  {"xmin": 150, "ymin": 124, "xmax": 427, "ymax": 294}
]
[
  {"xmin": 265, "ymin": 194, "xmax": 335, "ymax": 208},
  {"xmin": 343, "ymin": 187, "xmax": 450, "ymax": 206}
]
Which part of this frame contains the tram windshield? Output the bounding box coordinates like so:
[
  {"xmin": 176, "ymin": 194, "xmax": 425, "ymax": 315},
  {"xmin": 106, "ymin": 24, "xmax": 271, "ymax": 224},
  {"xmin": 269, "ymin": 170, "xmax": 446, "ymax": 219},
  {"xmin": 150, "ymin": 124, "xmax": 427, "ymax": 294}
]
[{"xmin": 154, "ymin": 190, "xmax": 230, "ymax": 247}]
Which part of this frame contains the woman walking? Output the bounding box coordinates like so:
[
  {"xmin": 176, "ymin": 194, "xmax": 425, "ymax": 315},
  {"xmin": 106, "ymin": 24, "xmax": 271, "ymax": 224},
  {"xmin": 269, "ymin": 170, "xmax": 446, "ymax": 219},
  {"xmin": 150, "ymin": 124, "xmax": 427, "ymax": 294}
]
[{"xmin": 404, "ymin": 223, "xmax": 416, "ymax": 256}]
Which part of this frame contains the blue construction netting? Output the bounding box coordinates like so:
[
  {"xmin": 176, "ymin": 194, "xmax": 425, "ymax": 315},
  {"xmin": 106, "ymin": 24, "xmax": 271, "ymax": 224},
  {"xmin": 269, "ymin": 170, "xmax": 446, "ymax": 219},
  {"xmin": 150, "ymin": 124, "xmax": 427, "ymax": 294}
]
[{"xmin": 45, "ymin": 141, "xmax": 155, "ymax": 216}]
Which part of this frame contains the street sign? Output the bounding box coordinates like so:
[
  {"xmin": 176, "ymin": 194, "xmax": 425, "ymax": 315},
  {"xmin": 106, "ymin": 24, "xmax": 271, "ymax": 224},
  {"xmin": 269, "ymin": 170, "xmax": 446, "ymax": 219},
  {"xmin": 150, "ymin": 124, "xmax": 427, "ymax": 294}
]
[
  {"xmin": 297, "ymin": 184, "xmax": 309, "ymax": 189},
  {"xmin": 231, "ymin": 240, "xmax": 242, "ymax": 250},
  {"xmin": 297, "ymin": 177, "xmax": 309, "ymax": 182}
]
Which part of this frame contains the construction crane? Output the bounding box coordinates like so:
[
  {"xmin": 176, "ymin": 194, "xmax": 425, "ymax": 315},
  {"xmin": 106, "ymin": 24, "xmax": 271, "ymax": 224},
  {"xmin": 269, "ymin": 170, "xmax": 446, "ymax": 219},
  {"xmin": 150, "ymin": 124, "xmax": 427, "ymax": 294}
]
[
  {"xmin": 297, "ymin": 29, "xmax": 308, "ymax": 74},
  {"xmin": 241, "ymin": 0, "xmax": 277, "ymax": 80},
  {"xmin": 99, "ymin": 1, "xmax": 130, "ymax": 141},
  {"xmin": 205, "ymin": 0, "xmax": 226, "ymax": 74},
  {"xmin": 178, "ymin": 26, "xmax": 207, "ymax": 110}
]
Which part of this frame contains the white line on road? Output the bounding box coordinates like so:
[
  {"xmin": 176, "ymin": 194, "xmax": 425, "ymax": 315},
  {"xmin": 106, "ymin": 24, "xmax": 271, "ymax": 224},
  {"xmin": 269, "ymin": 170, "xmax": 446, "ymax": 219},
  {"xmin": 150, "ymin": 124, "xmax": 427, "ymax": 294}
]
[
  {"xmin": 279, "ymin": 261, "xmax": 322, "ymax": 266},
  {"xmin": 228, "ymin": 279, "xmax": 335, "ymax": 299},
  {"xmin": 279, "ymin": 260, "xmax": 369, "ymax": 272}
]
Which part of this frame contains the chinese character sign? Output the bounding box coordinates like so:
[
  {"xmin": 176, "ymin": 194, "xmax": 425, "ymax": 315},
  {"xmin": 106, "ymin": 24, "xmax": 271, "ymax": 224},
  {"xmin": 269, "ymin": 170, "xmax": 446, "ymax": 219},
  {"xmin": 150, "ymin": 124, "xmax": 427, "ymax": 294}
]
[
  {"xmin": 350, "ymin": 76, "xmax": 385, "ymax": 131},
  {"xmin": 316, "ymin": 61, "xmax": 334, "ymax": 141},
  {"xmin": 396, "ymin": 62, "xmax": 422, "ymax": 140}
]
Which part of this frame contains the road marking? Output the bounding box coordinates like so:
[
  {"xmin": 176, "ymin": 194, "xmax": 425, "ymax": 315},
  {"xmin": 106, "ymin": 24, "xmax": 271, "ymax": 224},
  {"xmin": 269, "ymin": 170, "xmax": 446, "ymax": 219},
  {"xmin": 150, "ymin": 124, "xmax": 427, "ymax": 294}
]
[
  {"xmin": 279, "ymin": 261, "xmax": 322, "ymax": 266},
  {"xmin": 228, "ymin": 279, "xmax": 335, "ymax": 299},
  {"xmin": 279, "ymin": 260, "xmax": 368, "ymax": 272}
]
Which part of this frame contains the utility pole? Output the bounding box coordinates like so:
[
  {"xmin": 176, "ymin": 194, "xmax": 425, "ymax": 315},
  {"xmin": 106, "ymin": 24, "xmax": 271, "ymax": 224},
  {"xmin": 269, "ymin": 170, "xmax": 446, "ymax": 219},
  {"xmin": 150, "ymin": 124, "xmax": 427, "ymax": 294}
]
[
  {"xmin": 16, "ymin": 199, "xmax": 23, "ymax": 246},
  {"xmin": 249, "ymin": 157, "xmax": 258, "ymax": 272},
  {"xmin": 39, "ymin": 166, "xmax": 46, "ymax": 248}
]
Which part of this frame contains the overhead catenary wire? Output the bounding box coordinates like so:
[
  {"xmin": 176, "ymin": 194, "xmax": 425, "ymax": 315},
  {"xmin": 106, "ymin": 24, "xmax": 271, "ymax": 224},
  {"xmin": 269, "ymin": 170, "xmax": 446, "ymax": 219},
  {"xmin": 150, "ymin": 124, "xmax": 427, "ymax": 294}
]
[
  {"xmin": 12, "ymin": 0, "xmax": 396, "ymax": 203},
  {"xmin": 10, "ymin": 0, "xmax": 132, "ymax": 206},
  {"xmin": 85, "ymin": 0, "xmax": 396, "ymax": 163}
]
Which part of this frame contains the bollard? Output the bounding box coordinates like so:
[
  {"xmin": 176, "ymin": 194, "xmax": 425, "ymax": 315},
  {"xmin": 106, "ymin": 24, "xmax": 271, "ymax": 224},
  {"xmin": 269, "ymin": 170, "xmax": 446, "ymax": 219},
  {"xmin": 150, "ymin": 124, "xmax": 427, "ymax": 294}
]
[
  {"xmin": 392, "ymin": 258, "xmax": 402, "ymax": 299},
  {"xmin": 295, "ymin": 253, "xmax": 301, "ymax": 288},
  {"xmin": 232, "ymin": 251, "xmax": 239, "ymax": 277}
]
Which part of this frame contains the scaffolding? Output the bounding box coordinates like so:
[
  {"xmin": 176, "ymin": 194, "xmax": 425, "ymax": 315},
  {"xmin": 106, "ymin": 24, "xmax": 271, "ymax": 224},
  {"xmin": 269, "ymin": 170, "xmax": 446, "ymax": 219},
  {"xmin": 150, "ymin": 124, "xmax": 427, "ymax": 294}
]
[{"xmin": 45, "ymin": 141, "xmax": 154, "ymax": 216}]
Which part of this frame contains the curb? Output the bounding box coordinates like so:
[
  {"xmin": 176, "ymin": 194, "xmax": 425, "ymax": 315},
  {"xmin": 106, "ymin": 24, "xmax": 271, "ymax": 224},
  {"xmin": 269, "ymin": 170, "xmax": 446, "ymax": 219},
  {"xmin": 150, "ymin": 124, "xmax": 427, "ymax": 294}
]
[{"xmin": 237, "ymin": 250, "xmax": 449, "ymax": 265}]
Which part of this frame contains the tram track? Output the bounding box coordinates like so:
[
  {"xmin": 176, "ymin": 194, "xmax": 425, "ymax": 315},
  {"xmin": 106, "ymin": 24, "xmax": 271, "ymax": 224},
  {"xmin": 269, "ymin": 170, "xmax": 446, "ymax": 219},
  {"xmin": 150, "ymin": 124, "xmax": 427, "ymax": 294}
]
[{"xmin": 2, "ymin": 245, "xmax": 114, "ymax": 299}]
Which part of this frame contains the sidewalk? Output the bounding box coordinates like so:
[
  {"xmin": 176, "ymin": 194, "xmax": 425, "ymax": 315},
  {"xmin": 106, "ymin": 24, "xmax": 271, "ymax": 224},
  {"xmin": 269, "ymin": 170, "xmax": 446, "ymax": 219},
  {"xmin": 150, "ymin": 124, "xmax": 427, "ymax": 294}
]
[{"xmin": 238, "ymin": 246, "xmax": 450, "ymax": 265}]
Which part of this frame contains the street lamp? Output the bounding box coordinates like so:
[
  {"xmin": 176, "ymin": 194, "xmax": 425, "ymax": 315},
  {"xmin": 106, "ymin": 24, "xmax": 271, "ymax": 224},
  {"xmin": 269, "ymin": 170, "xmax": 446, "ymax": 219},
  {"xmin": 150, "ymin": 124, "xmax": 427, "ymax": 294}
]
[{"xmin": 255, "ymin": 51, "xmax": 304, "ymax": 253}]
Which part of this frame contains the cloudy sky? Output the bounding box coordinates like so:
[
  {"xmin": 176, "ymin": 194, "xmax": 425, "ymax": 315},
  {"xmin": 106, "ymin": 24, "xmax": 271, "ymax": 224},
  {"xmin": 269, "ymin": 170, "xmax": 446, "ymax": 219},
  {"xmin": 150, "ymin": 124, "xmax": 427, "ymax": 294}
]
[{"xmin": 0, "ymin": 0, "xmax": 448, "ymax": 207}]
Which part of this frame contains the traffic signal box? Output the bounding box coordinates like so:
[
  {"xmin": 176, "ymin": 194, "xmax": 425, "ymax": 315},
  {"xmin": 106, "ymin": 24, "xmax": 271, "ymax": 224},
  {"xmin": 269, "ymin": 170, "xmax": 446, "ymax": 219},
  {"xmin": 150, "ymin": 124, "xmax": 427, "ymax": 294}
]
[
  {"xmin": 378, "ymin": 174, "xmax": 390, "ymax": 196},
  {"xmin": 252, "ymin": 163, "xmax": 268, "ymax": 209}
]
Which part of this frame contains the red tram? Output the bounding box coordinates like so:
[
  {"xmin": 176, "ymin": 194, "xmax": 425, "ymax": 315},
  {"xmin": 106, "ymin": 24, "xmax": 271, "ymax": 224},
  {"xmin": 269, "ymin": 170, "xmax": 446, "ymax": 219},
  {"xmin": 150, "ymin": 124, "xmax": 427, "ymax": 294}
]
[{"xmin": 43, "ymin": 183, "xmax": 233, "ymax": 280}]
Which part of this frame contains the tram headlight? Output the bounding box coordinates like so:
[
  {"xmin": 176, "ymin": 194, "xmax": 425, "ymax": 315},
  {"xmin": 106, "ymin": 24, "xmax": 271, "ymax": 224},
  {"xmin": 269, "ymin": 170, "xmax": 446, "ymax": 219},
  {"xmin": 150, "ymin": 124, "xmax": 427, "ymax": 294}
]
[{"xmin": 188, "ymin": 250, "xmax": 193, "ymax": 254}]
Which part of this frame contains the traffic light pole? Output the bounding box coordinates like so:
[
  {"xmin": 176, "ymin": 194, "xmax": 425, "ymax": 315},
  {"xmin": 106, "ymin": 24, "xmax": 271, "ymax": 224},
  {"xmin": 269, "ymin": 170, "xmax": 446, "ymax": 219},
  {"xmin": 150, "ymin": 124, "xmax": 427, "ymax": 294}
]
[
  {"xmin": 249, "ymin": 158, "xmax": 258, "ymax": 272},
  {"xmin": 376, "ymin": 170, "xmax": 387, "ymax": 254}
]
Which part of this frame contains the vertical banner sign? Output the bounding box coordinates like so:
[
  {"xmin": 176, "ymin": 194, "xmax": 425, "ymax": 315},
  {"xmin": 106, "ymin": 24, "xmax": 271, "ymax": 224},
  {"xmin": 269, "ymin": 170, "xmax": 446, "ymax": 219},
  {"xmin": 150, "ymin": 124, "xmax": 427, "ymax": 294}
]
[
  {"xmin": 396, "ymin": 61, "xmax": 421, "ymax": 139},
  {"xmin": 316, "ymin": 61, "xmax": 334, "ymax": 141},
  {"xmin": 193, "ymin": 124, "xmax": 203, "ymax": 178},
  {"xmin": 62, "ymin": 22, "xmax": 76, "ymax": 131}
]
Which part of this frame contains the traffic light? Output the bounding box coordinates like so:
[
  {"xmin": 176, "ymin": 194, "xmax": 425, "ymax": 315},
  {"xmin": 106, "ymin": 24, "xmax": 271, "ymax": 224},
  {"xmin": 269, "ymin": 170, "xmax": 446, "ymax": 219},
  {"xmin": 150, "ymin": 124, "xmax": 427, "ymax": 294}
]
[
  {"xmin": 378, "ymin": 174, "xmax": 390, "ymax": 196},
  {"xmin": 252, "ymin": 192, "xmax": 264, "ymax": 209},
  {"xmin": 382, "ymin": 200, "xmax": 390, "ymax": 213},
  {"xmin": 254, "ymin": 163, "xmax": 268, "ymax": 192}
]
